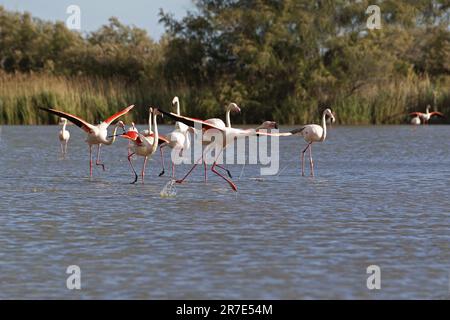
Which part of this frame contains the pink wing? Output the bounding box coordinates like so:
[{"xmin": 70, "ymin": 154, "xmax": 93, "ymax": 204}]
[
  {"xmin": 40, "ymin": 108, "xmax": 94, "ymax": 133},
  {"xmin": 104, "ymin": 105, "xmax": 135, "ymax": 125}
]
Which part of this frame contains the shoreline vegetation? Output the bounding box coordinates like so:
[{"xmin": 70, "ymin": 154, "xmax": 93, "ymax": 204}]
[{"xmin": 0, "ymin": 2, "xmax": 449, "ymax": 125}]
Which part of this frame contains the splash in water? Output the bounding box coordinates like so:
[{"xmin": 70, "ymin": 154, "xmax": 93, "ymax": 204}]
[{"xmin": 160, "ymin": 179, "xmax": 177, "ymax": 198}]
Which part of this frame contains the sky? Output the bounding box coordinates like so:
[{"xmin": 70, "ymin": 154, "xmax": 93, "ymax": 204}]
[{"xmin": 0, "ymin": 0, "xmax": 193, "ymax": 40}]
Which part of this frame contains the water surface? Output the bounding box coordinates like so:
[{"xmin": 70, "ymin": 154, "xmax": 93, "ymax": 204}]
[{"xmin": 0, "ymin": 125, "xmax": 449, "ymax": 299}]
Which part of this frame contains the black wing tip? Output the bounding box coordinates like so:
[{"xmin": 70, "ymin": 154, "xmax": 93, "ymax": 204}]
[{"xmin": 290, "ymin": 127, "xmax": 306, "ymax": 135}]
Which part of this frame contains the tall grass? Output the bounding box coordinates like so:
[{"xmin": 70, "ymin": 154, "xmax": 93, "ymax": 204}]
[
  {"xmin": 0, "ymin": 72, "xmax": 181, "ymax": 125},
  {"xmin": 0, "ymin": 71, "xmax": 449, "ymax": 125}
]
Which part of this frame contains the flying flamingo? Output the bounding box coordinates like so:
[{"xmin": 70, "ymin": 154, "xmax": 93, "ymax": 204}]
[
  {"xmin": 40, "ymin": 105, "xmax": 134, "ymax": 176},
  {"xmin": 290, "ymin": 108, "xmax": 335, "ymax": 177},
  {"xmin": 119, "ymin": 108, "xmax": 168, "ymax": 184},
  {"xmin": 158, "ymin": 96, "xmax": 192, "ymax": 178},
  {"xmin": 157, "ymin": 107, "xmax": 281, "ymax": 191},
  {"xmin": 58, "ymin": 117, "xmax": 70, "ymax": 157},
  {"xmin": 409, "ymin": 105, "xmax": 444, "ymax": 124}
]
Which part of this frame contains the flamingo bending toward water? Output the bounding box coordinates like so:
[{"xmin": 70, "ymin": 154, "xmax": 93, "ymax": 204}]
[
  {"xmin": 290, "ymin": 108, "xmax": 336, "ymax": 177},
  {"xmin": 40, "ymin": 105, "xmax": 134, "ymax": 176},
  {"xmin": 157, "ymin": 107, "xmax": 281, "ymax": 191},
  {"xmin": 410, "ymin": 105, "xmax": 444, "ymax": 124},
  {"xmin": 411, "ymin": 116, "xmax": 421, "ymax": 125},
  {"xmin": 119, "ymin": 108, "xmax": 168, "ymax": 184},
  {"xmin": 158, "ymin": 97, "xmax": 192, "ymax": 179},
  {"xmin": 58, "ymin": 117, "xmax": 70, "ymax": 157}
]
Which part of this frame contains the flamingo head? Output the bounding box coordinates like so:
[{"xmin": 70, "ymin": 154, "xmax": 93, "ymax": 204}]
[
  {"xmin": 172, "ymin": 96, "xmax": 179, "ymax": 106},
  {"xmin": 227, "ymin": 102, "xmax": 241, "ymax": 114},
  {"xmin": 324, "ymin": 108, "xmax": 336, "ymax": 123},
  {"xmin": 153, "ymin": 108, "xmax": 163, "ymax": 117}
]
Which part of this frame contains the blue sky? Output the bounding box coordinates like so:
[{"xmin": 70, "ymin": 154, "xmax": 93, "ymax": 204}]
[{"xmin": 0, "ymin": 0, "xmax": 193, "ymax": 40}]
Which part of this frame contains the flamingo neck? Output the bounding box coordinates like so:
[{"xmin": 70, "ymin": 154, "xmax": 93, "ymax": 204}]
[
  {"xmin": 105, "ymin": 123, "xmax": 120, "ymax": 145},
  {"xmin": 320, "ymin": 112, "xmax": 327, "ymax": 142},
  {"xmin": 151, "ymin": 113, "xmax": 159, "ymax": 153},
  {"xmin": 226, "ymin": 110, "xmax": 231, "ymax": 128},
  {"xmin": 62, "ymin": 120, "xmax": 67, "ymax": 131},
  {"xmin": 176, "ymin": 101, "xmax": 181, "ymax": 116},
  {"xmin": 148, "ymin": 110, "xmax": 152, "ymax": 133}
]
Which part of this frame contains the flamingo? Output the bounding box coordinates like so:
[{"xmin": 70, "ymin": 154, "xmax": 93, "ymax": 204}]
[
  {"xmin": 199, "ymin": 102, "xmax": 242, "ymax": 180},
  {"xmin": 157, "ymin": 107, "xmax": 281, "ymax": 192},
  {"xmin": 290, "ymin": 108, "xmax": 336, "ymax": 177},
  {"xmin": 40, "ymin": 105, "xmax": 134, "ymax": 176},
  {"xmin": 175, "ymin": 102, "xmax": 242, "ymax": 183},
  {"xmin": 410, "ymin": 105, "xmax": 444, "ymax": 125},
  {"xmin": 119, "ymin": 108, "xmax": 168, "ymax": 184},
  {"xmin": 158, "ymin": 97, "xmax": 192, "ymax": 178},
  {"xmin": 126, "ymin": 122, "xmax": 139, "ymax": 156},
  {"xmin": 58, "ymin": 117, "xmax": 70, "ymax": 157},
  {"xmin": 410, "ymin": 116, "xmax": 421, "ymax": 125}
]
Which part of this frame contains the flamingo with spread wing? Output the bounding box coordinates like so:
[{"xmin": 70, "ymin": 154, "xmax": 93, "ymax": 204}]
[
  {"xmin": 409, "ymin": 105, "xmax": 444, "ymax": 125},
  {"xmin": 40, "ymin": 105, "xmax": 134, "ymax": 176},
  {"xmin": 156, "ymin": 107, "xmax": 285, "ymax": 191}
]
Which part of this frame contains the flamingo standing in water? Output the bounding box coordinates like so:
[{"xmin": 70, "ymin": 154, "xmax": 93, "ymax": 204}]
[
  {"xmin": 158, "ymin": 97, "xmax": 192, "ymax": 178},
  {"xmin": 157, "ymin": 107, "xmax": 280, "ymax": 191},
  {"xmin": 58, "ymin": 117, "xmax": 70, "ymax": 157},
  {"xmin": 410, "ymin": 105, "xmax": 444, "ymax": 124},
  {"xmin": 119, "ymin": 108, "xmax": 168, "ymax": 184},
  {"xmin": 40, "ymin": 105, "xmax": 134, "ymax": 176},
  {"xmin": 290, "ymin": 108, "xmax": 336, "ymax": 177}
]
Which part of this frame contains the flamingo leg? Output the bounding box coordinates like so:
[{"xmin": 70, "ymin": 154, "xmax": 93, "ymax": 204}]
[
  {"xmin": 89, "ymin": 145, "xmax": 93, "ymax": 177},
  {"xmin": 309, "ymin": 143, "xmax": 314, "ymax": 177},
  {"xmin": 301, "ymin": 142, "xmax": 311, "ymax": 177},
  {"xmin": 202, "ymin": 154, "xmax": 208, "ymax": 183},
  {"xmin": 60, "ymin": 142, "xmax": 64, "ymax": 157},
  {"xmin": 176, "ymin": 154, "xmax": 203, "ymax": 184},
  {"xmin": 95, "ymin": 144, "xmax": 105, "ymax": 171},
  {"xmin": 64, "ymin": 141, "xmax": 68, "ymax": 155},
  {"xmin": 211, "ymin": 148, "xmax": 237, "ymax": 192},
  {"xmin": 127, "ymin": 152, "xmax": 138, "ymax": 184},
  {"xmin": 158, "ymin": 145, "xmax": 166, "ymax": 177},
  {"xmin": 142, "ymin": 156, "xmax": 148, "ymax": 184},
  {"xmin": 215, "ymin": 164, "xmax": 233, "ymax": 179}
]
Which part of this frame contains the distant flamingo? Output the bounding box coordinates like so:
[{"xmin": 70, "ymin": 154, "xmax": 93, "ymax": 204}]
[
  {"xmin": 40, "ymin": 105, "xmax": 134, "ymax": 176},
  {"xmin": 58, "ymin": 117, "xmax": 70, "ymax": 157},
  {"xmin": 120, "ymin": 108, "xmax": 168, "ymax": 184},
  {"xmin": 410, "ymin": 116, "xmax": 421, "ymax": 125},
  {"xmin": 290, "ymin": 109, "xmax": 336, "ymax": 177},
  {"xmin": 410, "ymin": 105, "xmax": 444, "ymax": 125},
  {"xmin": 158, "ymin": 97, "xmax": 192, "ymax": 178},
  {"xmin": 158, "ymin": 107, "xmax": 280, "ymax": 191}
]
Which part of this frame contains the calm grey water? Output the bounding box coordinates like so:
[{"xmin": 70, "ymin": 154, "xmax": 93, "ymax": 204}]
[{"xmin": 0, "ymin": 125, "xmax": 449, "ymax": 299}]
